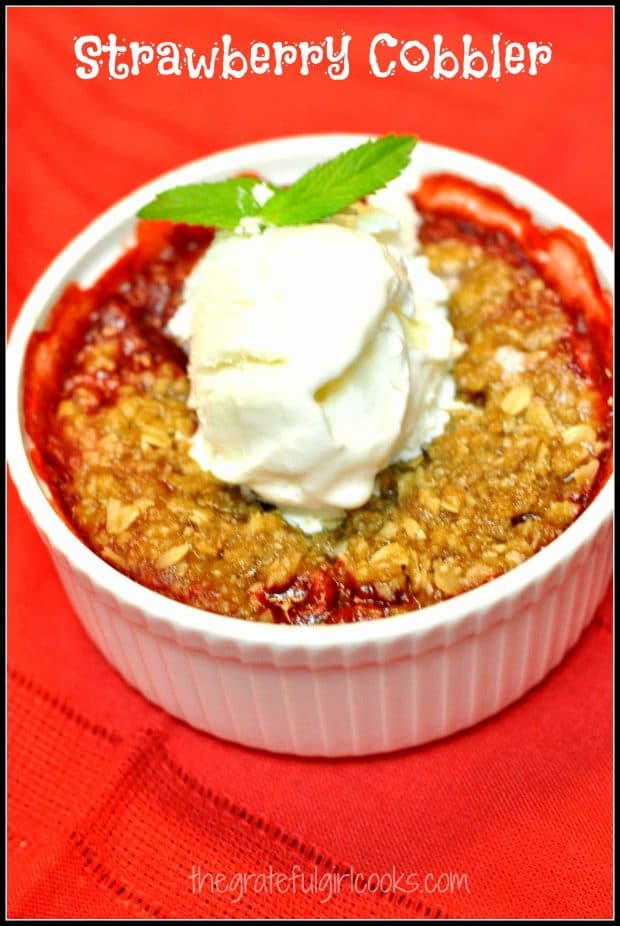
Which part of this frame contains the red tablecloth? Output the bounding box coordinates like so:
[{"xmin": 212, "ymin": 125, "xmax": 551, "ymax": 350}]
[{"xmin": 8, "ymin": 7, "xmax": 613, "ymax": 918}]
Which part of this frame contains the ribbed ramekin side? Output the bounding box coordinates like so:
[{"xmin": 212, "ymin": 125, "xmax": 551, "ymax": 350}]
[{"xmin": 45, "ymin": 515, "xmax": 611, "ymax": 756}]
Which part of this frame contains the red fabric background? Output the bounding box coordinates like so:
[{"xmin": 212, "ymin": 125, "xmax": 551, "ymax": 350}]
[{"xmin": 7, "ymin": 7, "xmax": 613, "ymax": 919}]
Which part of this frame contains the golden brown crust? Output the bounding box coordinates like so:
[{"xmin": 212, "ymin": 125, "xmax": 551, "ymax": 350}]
[{"xmin": 33, "ymin": 233, "xmax": 610, "ymax": 623}]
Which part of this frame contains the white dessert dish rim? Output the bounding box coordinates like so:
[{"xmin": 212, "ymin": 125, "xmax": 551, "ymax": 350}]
[{"xmin": 7, "ymin": 133, "xmax": 614, "ymax": 663}]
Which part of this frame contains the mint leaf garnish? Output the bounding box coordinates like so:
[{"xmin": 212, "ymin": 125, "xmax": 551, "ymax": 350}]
[
  {"xmin": 137, "ymin": 134, "xmax": 418, "ymax": 229},
  {"xmin": 261, "ymin": 134, "xmax": 417, "ymax": 226},
  {"xmin": 137, "ymin": 177, "xmax": 269, "ymax": 229}
]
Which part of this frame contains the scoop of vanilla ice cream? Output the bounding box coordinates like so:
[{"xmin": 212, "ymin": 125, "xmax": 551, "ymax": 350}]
[
  {"xmin": 167, "ymin": 186, "xmax": 461, "ymax": 532},
  {"xmin": 332, "ymin": 190, "xmax": 461, "ymax": 462}
]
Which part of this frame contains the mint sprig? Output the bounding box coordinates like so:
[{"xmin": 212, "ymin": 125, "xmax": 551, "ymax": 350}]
[
  {"xmin": 137, "ymin": 176, "xmax": 270, "ymax": 229},
  {"xmin": 137, "ymin": 135, "xmax": 418, "ymax": 230},
  {"xmin": 261, "ymin": 134, "xmax": 417, "ymax": 226}
]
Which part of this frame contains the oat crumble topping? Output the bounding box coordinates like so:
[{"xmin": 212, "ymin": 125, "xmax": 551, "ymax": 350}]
[{"xmin": 26, "ymin": 223, "xmax": 611, "ymax": 624}]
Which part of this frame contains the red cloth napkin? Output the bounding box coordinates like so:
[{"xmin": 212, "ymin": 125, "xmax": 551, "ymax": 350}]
[{"xmin": 8, "ymin": 7, "xmax": 613, "ymax": 918}]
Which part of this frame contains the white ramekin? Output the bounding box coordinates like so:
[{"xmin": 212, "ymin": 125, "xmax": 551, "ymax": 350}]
[{"xmin": 7, "ymin": 135, "xmax": 613, "ymax": 756}]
